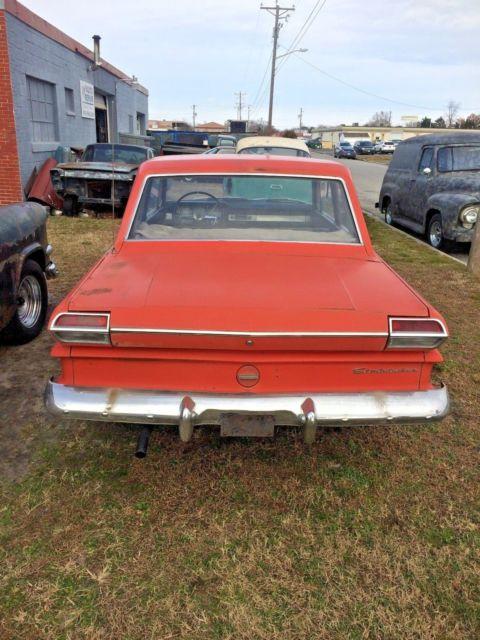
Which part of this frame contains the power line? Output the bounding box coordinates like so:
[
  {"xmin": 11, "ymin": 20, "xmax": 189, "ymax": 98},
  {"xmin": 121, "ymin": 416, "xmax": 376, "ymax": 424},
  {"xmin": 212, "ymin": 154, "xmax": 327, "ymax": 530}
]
[
  {"xmin": 251, "ymin": 52, "xmax": 272, "ymax": 110},
  {"xmin": 292, "ymin": 52, "xmax": 479, "ymax": 112},
  {"xmin": 276, "ymin": 0, "xmax": 327, "ymax": 75}
]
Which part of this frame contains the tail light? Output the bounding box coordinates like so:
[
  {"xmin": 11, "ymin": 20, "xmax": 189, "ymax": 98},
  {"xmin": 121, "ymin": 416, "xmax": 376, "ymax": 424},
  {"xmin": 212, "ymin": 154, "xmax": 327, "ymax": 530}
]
[
  {"xmin": 387, "ymin": 317, "xmax": 447, "ymax": 349},
  {"xmin": 50, "ymin": 312, "xmax": 110, "ymax": 345}
]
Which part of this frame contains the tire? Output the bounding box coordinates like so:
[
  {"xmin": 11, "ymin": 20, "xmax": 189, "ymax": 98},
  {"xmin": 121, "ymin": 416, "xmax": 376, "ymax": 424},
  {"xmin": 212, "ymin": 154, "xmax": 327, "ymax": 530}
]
[
  {"xmin": 63, "ymin": 195, "xmax": 79, "ymax": 217},
  {"xmin": 385, "ymin": 201, "xmax": 393, "ymax": 225},
  {"xmin": 1, "ymin": 260, "xmax": 48, "ymax": 345},
  {"xmin": 427, "ymin": 213, "xmax": 444, "ymax": 249}
]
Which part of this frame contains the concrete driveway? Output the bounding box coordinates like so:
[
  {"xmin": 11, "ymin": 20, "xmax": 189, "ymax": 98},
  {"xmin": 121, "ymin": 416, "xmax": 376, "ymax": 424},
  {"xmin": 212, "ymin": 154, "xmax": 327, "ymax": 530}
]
[{"xmin": 313, "ymin": 150, "xmax": 469, "ymax": 264}]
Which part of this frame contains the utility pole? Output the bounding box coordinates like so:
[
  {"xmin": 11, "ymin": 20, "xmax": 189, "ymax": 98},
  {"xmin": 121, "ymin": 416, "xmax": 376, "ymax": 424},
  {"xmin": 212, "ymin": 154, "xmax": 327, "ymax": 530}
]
[
  {"xmin": 235, "ymin": 92, "xmax": 246, "ymax": 120},
  {"xmin": 298, "ymin": 107, "xmax": 303, "ymax": 129},
  {"xmin": 261, "ymin": 2, "xmax": 295, "ymax": 131},
  {"xmin": 467, "ymin": 219, "xmax": 480, "ymax": 277},
  {"xmin": 192, "ymin": 104, "xmax": 197, "ymax": 130}
]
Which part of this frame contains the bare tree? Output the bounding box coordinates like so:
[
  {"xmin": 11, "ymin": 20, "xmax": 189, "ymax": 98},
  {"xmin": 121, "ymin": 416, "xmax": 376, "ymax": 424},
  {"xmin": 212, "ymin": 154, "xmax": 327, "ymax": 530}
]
[
  {"xmin": 445, "ymin": 101, "xmax": 460, "ymax": 127},
  {"xmin": 365, "ymin": 111, "xmax": 392, "ymax": 127}
]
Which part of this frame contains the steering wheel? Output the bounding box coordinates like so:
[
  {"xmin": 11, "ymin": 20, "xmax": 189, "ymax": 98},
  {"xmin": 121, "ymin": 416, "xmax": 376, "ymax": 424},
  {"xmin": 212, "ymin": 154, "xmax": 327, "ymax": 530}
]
[{"xmin": 173, "ymin": 191, "xmax": 224, "ymax": 226}]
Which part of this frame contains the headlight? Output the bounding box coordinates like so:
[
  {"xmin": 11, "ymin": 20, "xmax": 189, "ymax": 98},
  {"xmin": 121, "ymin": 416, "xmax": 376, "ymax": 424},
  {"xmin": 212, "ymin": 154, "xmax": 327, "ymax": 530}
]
[{"xmin": 459, "ymin": 205, "xmax": 479, "ymax": 227}]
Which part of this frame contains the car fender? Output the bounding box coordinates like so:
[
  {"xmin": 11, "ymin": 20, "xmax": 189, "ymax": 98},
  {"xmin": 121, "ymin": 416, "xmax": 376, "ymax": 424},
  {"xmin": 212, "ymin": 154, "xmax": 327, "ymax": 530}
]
[
  {"xmin": 379, "ymin": 180, "xmax": 401, "ymax": 214},
  {"xmin": 424, "ymin": 192, "xmax": 480, "ymax": 234},
  {"xmin": 0, "ymin": 202, "xmax": 48, "ymax": 329}
]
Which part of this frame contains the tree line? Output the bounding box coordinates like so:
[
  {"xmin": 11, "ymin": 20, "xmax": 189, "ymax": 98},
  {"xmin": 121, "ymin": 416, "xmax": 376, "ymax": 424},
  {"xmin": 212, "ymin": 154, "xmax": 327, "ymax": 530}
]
[{"xmin": 365, "ymin": 102, "xmax": 480, "ymax": 129}]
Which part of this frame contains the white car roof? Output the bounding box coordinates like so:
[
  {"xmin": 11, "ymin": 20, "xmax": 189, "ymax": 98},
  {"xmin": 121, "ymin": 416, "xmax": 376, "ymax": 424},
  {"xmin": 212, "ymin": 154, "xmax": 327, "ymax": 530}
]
[{"xmin": 236, "ymin": 136, "xmax": 310, "ymax": 154}]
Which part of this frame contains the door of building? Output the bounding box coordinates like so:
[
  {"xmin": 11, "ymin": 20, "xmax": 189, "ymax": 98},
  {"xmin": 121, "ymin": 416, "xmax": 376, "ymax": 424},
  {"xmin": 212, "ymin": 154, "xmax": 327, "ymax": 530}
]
[{"xmin": 94, "ymin": 92, "xmax": 109, "ymax": 143}]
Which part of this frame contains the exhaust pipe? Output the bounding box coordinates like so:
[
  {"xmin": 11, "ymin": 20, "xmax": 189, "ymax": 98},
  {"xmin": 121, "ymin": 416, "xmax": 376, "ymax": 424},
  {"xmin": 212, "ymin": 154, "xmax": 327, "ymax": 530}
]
[{"xmin": 135, "ymin": 427, "xmax": 152, "ymax": 459}]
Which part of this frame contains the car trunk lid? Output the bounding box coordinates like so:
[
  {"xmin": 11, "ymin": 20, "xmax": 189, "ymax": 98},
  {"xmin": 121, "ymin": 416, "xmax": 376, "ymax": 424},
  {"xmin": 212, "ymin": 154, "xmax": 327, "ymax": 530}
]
[{"xmin": 68, "ymin": 243, "xmax": 429, "ymax": 351}]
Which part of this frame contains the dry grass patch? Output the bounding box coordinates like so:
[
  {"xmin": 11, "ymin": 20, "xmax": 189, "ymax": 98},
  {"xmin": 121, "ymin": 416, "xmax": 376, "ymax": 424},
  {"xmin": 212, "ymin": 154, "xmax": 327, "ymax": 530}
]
[{"xmin": 0, "ymin": 216, "xmax": 479, "ymax": 639}]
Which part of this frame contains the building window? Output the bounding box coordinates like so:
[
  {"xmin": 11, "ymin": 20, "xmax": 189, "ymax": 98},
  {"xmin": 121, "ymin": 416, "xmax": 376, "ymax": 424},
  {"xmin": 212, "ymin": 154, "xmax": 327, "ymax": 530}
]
[
  {"xmin": 128, "ymin": 115, "xmax": 134, "ymax": 134},
  {"xmin": 27, "ymin": 76, "xmax": 58, "ymax": 142},
  {"xmin": 65, "ymin": 88, "xmax": 75, "ymax": 115}
]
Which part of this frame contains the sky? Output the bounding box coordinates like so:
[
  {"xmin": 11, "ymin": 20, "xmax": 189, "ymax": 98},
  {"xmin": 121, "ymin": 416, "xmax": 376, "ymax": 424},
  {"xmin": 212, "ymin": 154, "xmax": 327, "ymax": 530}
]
[{"xmin": 21, "ymin": 0, "xmax": 480, "ymax": 129}]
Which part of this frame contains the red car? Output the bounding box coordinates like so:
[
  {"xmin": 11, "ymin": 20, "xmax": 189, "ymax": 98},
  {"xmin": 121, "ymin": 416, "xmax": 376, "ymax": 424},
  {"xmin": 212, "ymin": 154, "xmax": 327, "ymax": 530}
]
[{"xmin": 45, "ymin": 155, "xmax": 449, "ymax": 454}]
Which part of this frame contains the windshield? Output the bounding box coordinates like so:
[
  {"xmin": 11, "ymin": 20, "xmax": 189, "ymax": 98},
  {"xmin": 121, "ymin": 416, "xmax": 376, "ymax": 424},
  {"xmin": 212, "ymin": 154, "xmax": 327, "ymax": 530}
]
[
  {"xmin": 129, "ymin": 174, "xmax": 360, "ymax": 244},
  {"xmin": 238, "ymin": 147, "xmax": 309, "ymax": 158},
  {"xmin": 83, "ymin": 145, "xmax": 148, "ymax": 164},
  {"xmin": 340, "ymin": 143, "xmax": 352, "ymax": 148},
  {"xmin": 437, "ymin": 146, "xmax": 480, "ymax": 172},
  {"xmin": 358, "ymin": 141, "xmax": 373, "ymax": 147}
]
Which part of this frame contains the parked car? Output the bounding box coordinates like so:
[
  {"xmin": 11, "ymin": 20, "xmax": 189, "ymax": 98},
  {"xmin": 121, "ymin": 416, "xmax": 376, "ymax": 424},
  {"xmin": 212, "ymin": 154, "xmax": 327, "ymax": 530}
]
[
  {"xmin": 306, "ymin": 138, "xmax": 322, "ymax": 149},
  {"xmin": 0, "ymin": 202, "xmax": 57, "ymax": 344},
  {"xmin": 378, "ymin": 133, "xmax": 480, "ymax": 248},
  {"xmin": 236, "ymin": 136, "xmax": 310, "ymax": 157},
  {"xmin": 373, "ymin": 141, "xmax": 384, "ymax": 154},
  {"xmin": 51, "ymin": 143, "xmax": 155, "ymax": 216},
  {"xmin": 217, "ymin": 135, "xmax": 237, "ymax": 147},
  {"xmin": 45, "ymin": 154, "xmax": 449, "ymax": 453},
  {"xmin": 334, "ymin": 142, "xmax": 357, "ymax": 159},
  {"xmin": 380, "ymin": 141, "xmax": 396, "ymax": 154},
  {"xmin": 353, "ymin": 140, "xmax": 375, "ymax": 155},
  {"xmin": 204, "ymin": 146, "xmax": 237, "ymax": 155}
]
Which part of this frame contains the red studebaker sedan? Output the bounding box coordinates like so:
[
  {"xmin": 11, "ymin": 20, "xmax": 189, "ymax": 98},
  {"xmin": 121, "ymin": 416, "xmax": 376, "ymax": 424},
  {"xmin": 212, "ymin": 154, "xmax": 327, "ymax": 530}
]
[{"xmin": 45, "ymin": 155, "xmax": 449, "ymax": 454}]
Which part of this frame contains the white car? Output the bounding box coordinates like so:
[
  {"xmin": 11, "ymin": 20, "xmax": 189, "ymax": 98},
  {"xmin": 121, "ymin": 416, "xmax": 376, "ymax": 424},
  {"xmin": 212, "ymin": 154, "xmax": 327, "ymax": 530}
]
[
  {"xmin": 236, "ymin": 136, "xmax": 310, "ymax": 158},
  {"xmin": 380, "ymin": 141, "xmax": 396, "ymax": 153}
]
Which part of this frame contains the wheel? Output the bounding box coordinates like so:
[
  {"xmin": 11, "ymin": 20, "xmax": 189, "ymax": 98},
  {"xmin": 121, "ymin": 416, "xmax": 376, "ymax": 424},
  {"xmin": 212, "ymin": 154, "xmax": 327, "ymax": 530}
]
[
  {"xmin": 1, "ymin": 260, "xmax": 48, "ymax": 345},
  {"xmin": 427, "ymin": 213, "xmax": 443, "ymax": 249},
  {"xmin": 385, "ymin": 202, "xmax": 393, "ymax": 225}
]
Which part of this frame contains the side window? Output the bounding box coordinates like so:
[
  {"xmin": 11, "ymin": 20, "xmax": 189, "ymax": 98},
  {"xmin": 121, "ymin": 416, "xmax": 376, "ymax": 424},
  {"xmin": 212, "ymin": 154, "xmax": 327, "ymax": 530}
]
[
  {"xmin": 437, "ymin": 147, "xmax": 453, "ymax": 172},
  {"xmin": 418, "ymin": 147, "xmax": 434, "ymax": 173}
]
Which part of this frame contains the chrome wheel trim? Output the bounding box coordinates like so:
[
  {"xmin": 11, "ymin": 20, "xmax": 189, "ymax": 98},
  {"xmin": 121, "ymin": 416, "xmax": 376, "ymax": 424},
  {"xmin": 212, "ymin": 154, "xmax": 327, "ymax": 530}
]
[
  {"xmin": 17, "ymin": 275, "xmax": 42, "ymax": 329},
  {"xmin": 429, "ymin": 220, "xmax": 442, "ymax": 247},
  {"xmin": 385, "ymin": 205, "xmax": 393, "ymax": 225}
]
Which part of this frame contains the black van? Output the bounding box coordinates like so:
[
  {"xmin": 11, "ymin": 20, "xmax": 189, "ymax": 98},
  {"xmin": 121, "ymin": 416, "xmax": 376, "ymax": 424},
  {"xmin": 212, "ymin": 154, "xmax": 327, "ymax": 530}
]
[{"xmin": 377, "ymin": 133, "xmax": 480, "ymax": 248}]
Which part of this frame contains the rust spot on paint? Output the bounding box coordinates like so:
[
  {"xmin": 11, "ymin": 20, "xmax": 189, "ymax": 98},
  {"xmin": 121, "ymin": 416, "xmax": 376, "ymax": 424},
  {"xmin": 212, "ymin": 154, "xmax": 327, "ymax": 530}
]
[{"xmin": 80, "ymin": 287, "xmax": 112, "ymax": 296}]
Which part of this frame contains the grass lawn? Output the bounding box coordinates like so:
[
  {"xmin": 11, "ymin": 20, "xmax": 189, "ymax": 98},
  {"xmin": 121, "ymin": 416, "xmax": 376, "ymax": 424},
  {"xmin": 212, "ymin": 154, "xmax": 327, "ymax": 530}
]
[{"xmin": 0, "ymin": 216, "xmax": 479, "ymax": 639}]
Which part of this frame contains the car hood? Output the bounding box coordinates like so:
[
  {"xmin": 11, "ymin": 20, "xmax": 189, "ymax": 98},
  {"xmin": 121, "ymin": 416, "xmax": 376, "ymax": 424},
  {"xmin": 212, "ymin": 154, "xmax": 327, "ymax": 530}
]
[
  {"xmin": 68, "ymin": 244, "xmax": 429, "ymax": 350},
  {"xmin": 55, "ymin": 161, "xmax": 138, "ymax": 173}
]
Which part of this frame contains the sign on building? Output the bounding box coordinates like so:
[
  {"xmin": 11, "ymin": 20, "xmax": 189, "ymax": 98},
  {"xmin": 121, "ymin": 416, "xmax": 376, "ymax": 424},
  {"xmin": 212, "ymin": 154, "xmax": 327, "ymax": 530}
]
[{"xmin": 80, "ymin": 81, "xmax": 95, "ymax": 119}]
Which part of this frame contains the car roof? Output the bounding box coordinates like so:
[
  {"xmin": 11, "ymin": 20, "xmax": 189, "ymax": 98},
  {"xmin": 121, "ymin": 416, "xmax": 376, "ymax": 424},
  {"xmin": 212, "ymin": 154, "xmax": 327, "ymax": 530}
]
[
  {"xmin": 400, "ymin": 132, "xmax": 480, "ymax": 146},
  {"xmin": 136, "ymin": 154, "xmax": 351, "ymax": 181},
  {"xmin": 236, "ymin": 136, "xmax": 309, "ymax": 153}
]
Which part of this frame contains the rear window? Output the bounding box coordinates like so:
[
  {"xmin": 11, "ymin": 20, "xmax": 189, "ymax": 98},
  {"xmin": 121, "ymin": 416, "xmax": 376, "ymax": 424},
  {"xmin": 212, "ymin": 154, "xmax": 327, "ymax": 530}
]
[
  {"xmin": 129, "ymin": 174, "xmax": 360, "ymax": 244},
  {"xmin": 437, "ymin": 145, "xmax": 480, "ymax": 172}
]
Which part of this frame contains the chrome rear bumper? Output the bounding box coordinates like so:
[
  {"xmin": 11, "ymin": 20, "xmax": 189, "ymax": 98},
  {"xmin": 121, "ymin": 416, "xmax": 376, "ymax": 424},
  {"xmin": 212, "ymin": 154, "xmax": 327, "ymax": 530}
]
[{"xmin": 45, "ymin": 380, "xmax": 449, "ymax": 441}]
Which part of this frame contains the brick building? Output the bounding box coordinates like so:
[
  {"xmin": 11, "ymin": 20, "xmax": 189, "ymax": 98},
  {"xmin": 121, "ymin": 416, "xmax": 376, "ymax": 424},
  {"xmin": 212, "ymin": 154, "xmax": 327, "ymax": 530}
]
[{"xmin": 0, "ymin": 0, "xmax": 149, "ymax": 206}]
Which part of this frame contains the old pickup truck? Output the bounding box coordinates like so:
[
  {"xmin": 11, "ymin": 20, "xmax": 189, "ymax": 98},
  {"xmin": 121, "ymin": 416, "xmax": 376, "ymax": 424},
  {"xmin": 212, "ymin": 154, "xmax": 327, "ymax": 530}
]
[{"xmin": 50, "ymin": 143, "xmax": 154, "ymax": 216}]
